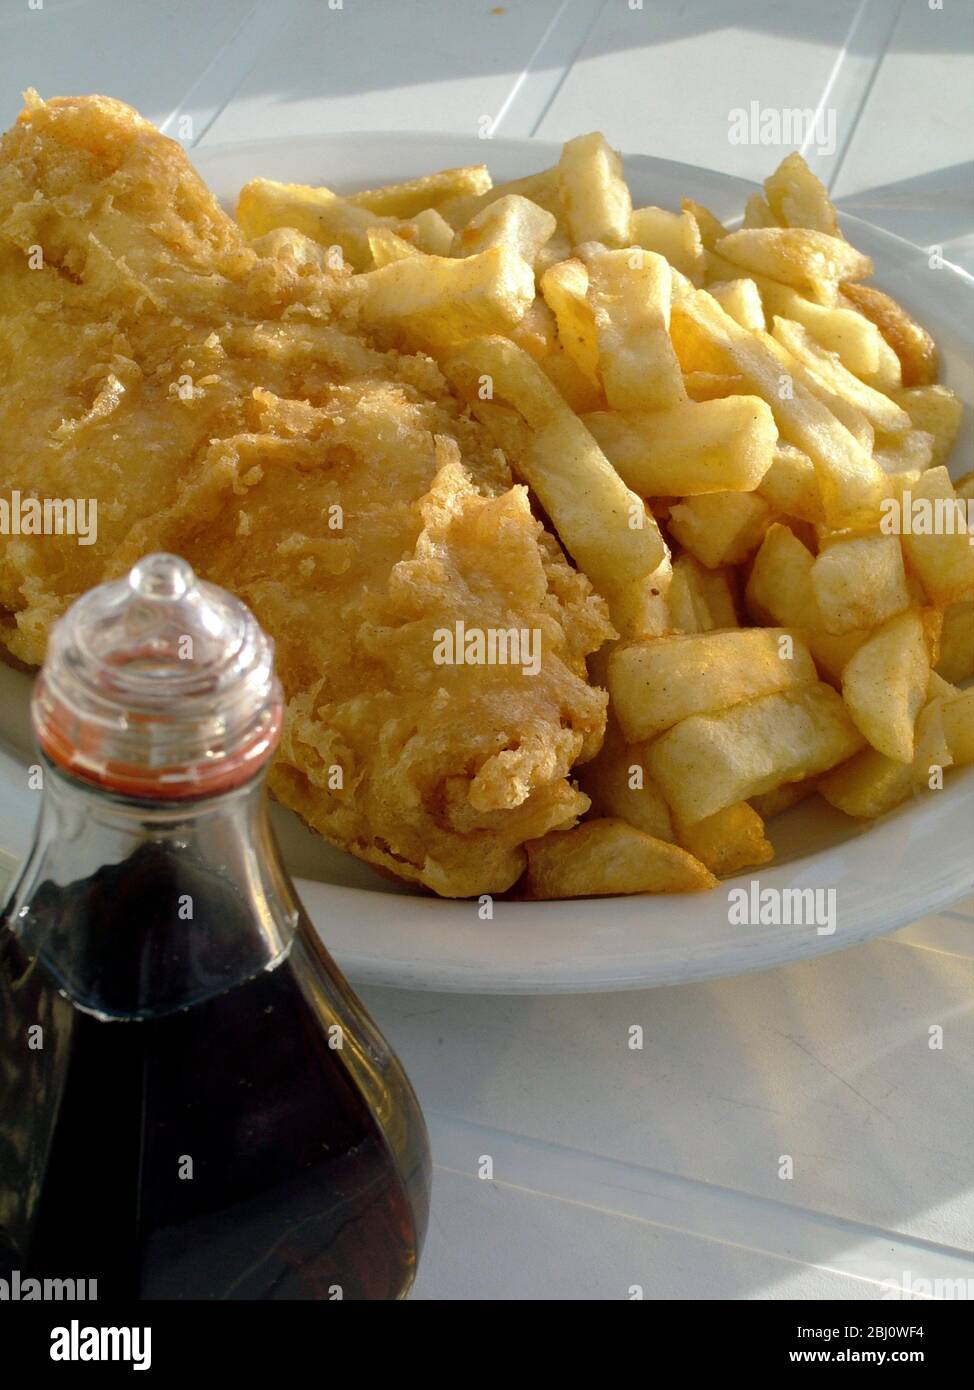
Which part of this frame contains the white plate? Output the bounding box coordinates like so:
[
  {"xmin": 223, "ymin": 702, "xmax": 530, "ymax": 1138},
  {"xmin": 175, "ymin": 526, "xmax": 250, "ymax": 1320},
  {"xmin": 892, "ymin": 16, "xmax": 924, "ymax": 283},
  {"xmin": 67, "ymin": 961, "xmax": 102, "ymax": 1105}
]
[{"xmin": 1, "ymin": 133, "xmax": 971, "ymax": 993}]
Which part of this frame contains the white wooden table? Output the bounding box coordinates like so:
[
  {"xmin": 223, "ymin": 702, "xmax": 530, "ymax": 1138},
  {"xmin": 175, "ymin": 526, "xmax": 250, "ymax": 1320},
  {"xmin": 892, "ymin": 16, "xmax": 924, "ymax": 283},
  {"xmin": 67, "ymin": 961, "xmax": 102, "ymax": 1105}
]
[{"xmin": 3, "ymin": 0, "xmax": 973, "ymax": 1301}]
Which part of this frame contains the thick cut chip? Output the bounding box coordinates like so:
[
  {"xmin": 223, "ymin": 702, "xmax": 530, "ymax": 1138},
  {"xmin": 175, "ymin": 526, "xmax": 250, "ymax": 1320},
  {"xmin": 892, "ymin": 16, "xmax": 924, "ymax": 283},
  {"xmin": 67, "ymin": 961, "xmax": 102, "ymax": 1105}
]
[
  {"xmin": 683, "ymin": 198, "xmax": 727, "ymax": 250},
  {"xmin": 538, "ymin": 343, "xmax": 605, "ymax": 412},
  {"xmin": 874, "ymin": 429, "xmax": 935, "ymax": 475},
  {"xmin": 670, "ymin": 289, "xmax": 885, "ymax": 525},
  {"xmin": 508, "ymin": 297, "xmax": 558, "ymax": 361},
  {"xmin": 535, "ymin": 223, "xmax": 573, "ymax": 266},
  {"xmin": 558, "ymin": 132, "xmax": 632, "ymax": 247},
  {"xmin": 236, "ymin": 178, "xmax": 454, "ymax": 269},
  {"xmin": 576, "ymin": 725, "xmax": 674, "ymax": 841},
  {"xmin": 758, "ymin": 281, "xmax": 882, "ymax": 377},
  {"xmin": 600, "ymin": 552, "xmax": 674, "ymax": 640},
  {"xmin": 746, "ymin": 523, "xmax": 822, "ymax": 628},
  {"xmin": 516, "ymin": 414, "xmax": 665, "ymax": 587},
  {"xmin": 443, "ymin": 336, "xmax": 664, "ymax": 585},
  {"xmin": 771, "ymin": 318, "xmax": 911, "ymax": 436},
  {"xmin": 911, "ymin": 697, "xmax": 954, "ymax": 788},
  {"xmin": 818, "ymin": 747, "xmax": 914, "ymax": 818},
  {"xmin": 841, "ymin": 609, "xmax": 931, "ymax": 762},
  {"xmin": 669, "ymin": 306, "xmax": 739, "ymax": 375},
  {"xmin": 454, "ymin": 194, "xmax": 557, "ymax": 265},
  {"xmin": 898, "ymin": 467, "xmax": 974, "ymax": 606},
  {"xmin": 669, "ymin": 554, "xmax": 739, "ymax": 633},
  {"xmin": 540, "ymin": 257, "xmax": 599, "ymax": 384},
  {"xmin": 763, "ymin": 152, "xmax": 839, "ymax": 235},
  {"xmin": 714, "ymin": 227, "xmax": 872, "ymax": 305},
  {"xmin": 444, "ymin": 333, "xmax": 570, "ymax": 429},
  {"xmin": 742, "ymin": 194, "xmax": 779, "ymax": 229},
  {"xmin": 841, "ymin": 282, "xmax": 938, "ymax": 387},
  {"xmin": 675, "ymin": 802, "xmax": 774, "ymax": 876},
  {"xmin": 892, "ymin": 384, "xmax": 962, "ymax": 467},
  {"xmin": 683, "ymin": 371, "xmax": 750, "ymax": 402},
  {"xmin": 805, "ymin": 628, "xmax": 872, "ymax": 684},
  {"xmin": 630, "ymin": 205, "xmax": 706, "ymax": 281},
  {"xmin": 762, "ymin": 331, "xmax": 875, "ymax": 453},
  {"xmin": 705, "ymin": 256, "xmax": 884, "ymax": 378},
  {"xmin": 406, "ymin": 208, "xmax": 456, "ymax": 256},
  {"xmin": 858, "ymin": 332, "xmax": 904, "ymax": 393},
  {"xmin": 585, "ymin": 248, "xmax": 685, "ymax": 409},
  {"xmin": 757, "ymin": 443, "xmax": 824, "ymax": 524},
  {"xmin": 647, "ymin": 683, "xmax": 864, "ymax": 824},
  {"xmin": 366, "ymin": 225, "xmax": 420, "ymax": 266},
  {"xmin": 609, "ymin": 628, "xmax": 816, "ymax": 741},
  {"xmin": 351, "ymin": 246, "xmax": 535, "ymax": 345},
  {"xmin": 668, "ymin": 491, "xmax": 771, "ymax": 568},
  {"xmin": 237, "ymin": 178, "xmax": 383, "ymax": 269},
  {"xmin": 347, "ymin": 164, "xmax": 492, "ymax": 216},
  {"xmin": 525, "ymin": 818, "xmax": 716, "ymax": 896},
  {"xmin": 810, "ymin": 534, "xmax": 909, "ymax": 634},
  {"xmin": 936, "ymin": 601, "xmax": 974, "ymax": 683},
  {"xmin": 708, "ymin": 278, "xmax": 766, "ymax": 332},
  {"xmin": 819, "ymin": 682, "xmax": 955, "ymax": 815},
  {"xmin": 436, "ymin": 167, "xmax": 561, "ymax": 230},
  {"xmin": 583, "ymin": 396, "xmax": 775, "ymax": 496}
]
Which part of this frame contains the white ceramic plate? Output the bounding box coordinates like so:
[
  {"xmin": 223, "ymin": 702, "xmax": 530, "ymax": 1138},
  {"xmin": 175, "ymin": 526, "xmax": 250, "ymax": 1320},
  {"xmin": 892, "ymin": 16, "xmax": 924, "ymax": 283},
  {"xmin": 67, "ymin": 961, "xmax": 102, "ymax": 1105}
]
[{"xmin": 1, "ymin": 133, "xmax": 971, "ymax": 992}]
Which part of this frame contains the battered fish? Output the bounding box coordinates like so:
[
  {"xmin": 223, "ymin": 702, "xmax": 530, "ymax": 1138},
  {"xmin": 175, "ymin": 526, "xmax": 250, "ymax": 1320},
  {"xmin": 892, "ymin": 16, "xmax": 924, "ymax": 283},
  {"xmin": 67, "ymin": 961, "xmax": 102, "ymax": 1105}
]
[{"xmin": 0, "ymin": 92, "xmax": 612, "ymax": 896}]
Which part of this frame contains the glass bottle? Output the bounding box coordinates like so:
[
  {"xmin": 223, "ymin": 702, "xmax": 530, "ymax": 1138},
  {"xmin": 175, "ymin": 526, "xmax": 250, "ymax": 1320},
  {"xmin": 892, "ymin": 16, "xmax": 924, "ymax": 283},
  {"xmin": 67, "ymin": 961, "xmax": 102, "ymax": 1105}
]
[{"xmin": 0, "ymin": 554, "xmax": 430, "ymax": 1300}]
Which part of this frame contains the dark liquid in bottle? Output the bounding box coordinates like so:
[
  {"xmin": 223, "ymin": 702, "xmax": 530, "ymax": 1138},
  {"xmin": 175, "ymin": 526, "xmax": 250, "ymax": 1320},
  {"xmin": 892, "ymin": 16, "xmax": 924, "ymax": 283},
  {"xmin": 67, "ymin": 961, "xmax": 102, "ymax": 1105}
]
[{"xmin": 0, "ymin": 843, "xmax": 429, "ymax": 1300}]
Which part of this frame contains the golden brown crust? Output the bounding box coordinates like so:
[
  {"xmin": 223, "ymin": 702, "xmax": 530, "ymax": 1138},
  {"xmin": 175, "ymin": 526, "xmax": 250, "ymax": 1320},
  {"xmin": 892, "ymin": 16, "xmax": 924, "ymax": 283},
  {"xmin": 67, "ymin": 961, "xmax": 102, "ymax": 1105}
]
[
  {"xmin": 841, "ymin": 281, "xmax": 938, "ymax": 387},
  {"xmin": 0, "ymin": 93, "xmax": 612, "ymax": 898}
]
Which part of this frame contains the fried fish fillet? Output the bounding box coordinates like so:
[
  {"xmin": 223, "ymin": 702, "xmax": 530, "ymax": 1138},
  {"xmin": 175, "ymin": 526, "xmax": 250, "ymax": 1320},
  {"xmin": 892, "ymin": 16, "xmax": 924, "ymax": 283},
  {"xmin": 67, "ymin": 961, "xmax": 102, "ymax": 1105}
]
[{"xmin": 0, "ymin": 92, "xmax": 613, "ymax": 896}]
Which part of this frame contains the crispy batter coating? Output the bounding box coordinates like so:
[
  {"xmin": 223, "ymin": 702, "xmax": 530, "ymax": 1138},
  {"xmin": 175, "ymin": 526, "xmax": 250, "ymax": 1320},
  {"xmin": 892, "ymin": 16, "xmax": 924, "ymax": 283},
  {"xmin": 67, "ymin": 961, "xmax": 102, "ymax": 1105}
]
[{"xmin": 0, "ymin": 93, "xmax": 612, "ymax": 896}]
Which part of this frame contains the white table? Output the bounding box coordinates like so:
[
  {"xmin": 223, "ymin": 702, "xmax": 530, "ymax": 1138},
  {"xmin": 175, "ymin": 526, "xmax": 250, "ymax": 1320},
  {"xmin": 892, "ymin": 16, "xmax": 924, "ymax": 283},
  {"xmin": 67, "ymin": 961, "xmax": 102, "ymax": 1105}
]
[{"xmin": 3, "ymin": 0, "xmax": 973, "ymax": 1301}]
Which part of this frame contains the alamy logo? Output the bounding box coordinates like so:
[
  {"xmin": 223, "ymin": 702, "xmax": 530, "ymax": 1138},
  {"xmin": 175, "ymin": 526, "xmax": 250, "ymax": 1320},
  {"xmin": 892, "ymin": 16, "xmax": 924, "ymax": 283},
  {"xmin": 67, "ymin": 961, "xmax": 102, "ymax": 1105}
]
[
  {"xmin": 50, "ymin": 1320, "xmax": 151, "ymax": 1371},
  {"xmin": 880, "ymin": 491, "xmax": 974, "ymax": 538},
  {"xmin": 881, "ymin": 1273, "xmax": 973, "ymax": 1300},
  {"xmin": 0, "ymin": 491, "xmax": 97, "ymax": 545},
  {"xmin": 0, "ymin": 1270, "xmax": 97, "ymax": 1300},
  {"xmin": 728, "ymin": 102, "xmax": 836, "ymax": 157},
  {"xmin": 432, "ymin": 621, "xmax": 542, "ymax": 676},
  {"xmin": 728, "ymin": 880, "xmax": 837, "ymax": 936}
]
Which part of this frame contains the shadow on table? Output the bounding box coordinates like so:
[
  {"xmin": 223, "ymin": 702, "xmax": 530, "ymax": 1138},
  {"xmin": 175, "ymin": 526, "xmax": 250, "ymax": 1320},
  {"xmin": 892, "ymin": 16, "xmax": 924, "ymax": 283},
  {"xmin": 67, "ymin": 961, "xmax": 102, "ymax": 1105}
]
[{"xmin": 214, "ymin": 0, "xmax": 967, "ymax": 116}]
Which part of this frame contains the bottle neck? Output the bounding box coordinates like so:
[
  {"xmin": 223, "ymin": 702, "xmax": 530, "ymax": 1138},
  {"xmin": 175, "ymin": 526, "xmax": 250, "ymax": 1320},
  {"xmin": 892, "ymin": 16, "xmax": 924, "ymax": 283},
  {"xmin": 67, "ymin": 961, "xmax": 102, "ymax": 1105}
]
[{"xmin": 4, "ymin": 757, "xmax": 299, "ymax": 1020}]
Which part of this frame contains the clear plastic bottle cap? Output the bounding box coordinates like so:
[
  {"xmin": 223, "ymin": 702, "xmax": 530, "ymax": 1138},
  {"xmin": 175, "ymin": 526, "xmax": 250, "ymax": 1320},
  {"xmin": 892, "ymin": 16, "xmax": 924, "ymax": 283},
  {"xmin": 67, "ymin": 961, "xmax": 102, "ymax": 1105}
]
[{"xmin": 32, "ymin": 554, "xmax": 283, "ymax": 799}]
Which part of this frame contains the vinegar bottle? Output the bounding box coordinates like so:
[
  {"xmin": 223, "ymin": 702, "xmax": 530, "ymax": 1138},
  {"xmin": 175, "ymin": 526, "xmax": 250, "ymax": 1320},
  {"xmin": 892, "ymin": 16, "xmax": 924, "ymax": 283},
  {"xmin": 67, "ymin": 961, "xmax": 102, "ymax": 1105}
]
[{"xmin": 0, "ymin": 554, "xmax": 430, "ymax": 1300}]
